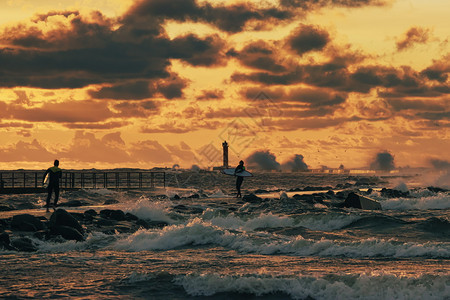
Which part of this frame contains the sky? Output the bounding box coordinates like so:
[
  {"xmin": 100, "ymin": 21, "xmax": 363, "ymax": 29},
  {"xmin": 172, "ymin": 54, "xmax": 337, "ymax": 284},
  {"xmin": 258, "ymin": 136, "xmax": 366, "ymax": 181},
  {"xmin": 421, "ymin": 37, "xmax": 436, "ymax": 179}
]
[{"xmin": 0, "ymin": 0, "xmax": 449, "ymax": 170}]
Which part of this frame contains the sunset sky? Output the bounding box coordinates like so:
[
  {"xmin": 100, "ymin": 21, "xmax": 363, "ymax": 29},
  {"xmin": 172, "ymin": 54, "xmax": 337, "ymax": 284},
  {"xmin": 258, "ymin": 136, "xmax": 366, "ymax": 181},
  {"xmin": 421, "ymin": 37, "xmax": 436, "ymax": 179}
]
[{"xmin": 0, "ymin": 0, "xmax": 449, "ymax": 170}]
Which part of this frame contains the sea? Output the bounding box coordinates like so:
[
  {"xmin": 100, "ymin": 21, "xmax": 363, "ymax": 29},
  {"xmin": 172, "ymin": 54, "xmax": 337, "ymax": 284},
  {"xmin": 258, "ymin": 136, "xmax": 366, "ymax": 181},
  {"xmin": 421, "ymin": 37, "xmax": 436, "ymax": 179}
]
[{"xmin": 1, "ymin": 170, "xmax": 449, "ymax": 299}]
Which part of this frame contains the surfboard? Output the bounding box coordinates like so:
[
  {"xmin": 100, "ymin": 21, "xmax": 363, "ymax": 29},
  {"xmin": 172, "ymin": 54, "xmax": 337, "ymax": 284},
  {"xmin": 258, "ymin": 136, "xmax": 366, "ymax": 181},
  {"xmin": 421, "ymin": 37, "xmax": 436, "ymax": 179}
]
[
  {"xmin": 221, "ymin": 168, "xmax": 253, "ymax": 177},
  {"xmin": 43, "ymin": 173, "xmax": 49, "ymax": 188}
]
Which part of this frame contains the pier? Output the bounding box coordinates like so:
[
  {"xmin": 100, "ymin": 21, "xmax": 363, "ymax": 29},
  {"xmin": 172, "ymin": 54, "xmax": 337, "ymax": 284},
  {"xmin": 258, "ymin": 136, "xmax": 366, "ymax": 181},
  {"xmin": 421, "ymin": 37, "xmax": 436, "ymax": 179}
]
[{"xmin": 0, "ymin": 171, "xmax": 165, "ymax": 194}]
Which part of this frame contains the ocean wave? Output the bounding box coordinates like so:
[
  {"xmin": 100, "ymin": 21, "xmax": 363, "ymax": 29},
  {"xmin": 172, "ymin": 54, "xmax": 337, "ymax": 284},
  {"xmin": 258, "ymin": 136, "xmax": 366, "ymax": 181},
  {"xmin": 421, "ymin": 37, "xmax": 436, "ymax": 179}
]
[
  {"xmin": 174, "ymin": 273, "xmax": 450, "ymax": 300},
  {"xmin": 111, "ymin": 218, "xmax": 450, "ymax": 258},
  {"xmin": 201, "ymin": 210, "xmax": 360, "ymax": 232},
  {"xmin": 115, "ymin": 196, "xmax": 174, "ymax": 223},
  {"xmin": 381, "ymin": 193, "xmax": 450, "ymax": 210}
]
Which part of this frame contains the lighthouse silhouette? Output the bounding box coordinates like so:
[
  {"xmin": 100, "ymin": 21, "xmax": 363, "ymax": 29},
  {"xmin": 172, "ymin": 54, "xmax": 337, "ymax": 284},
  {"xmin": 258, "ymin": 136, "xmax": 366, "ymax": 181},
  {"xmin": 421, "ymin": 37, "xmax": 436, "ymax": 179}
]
[{"xmin": 222, "ymin": 141, "xmax": 229, "ymax": 168}]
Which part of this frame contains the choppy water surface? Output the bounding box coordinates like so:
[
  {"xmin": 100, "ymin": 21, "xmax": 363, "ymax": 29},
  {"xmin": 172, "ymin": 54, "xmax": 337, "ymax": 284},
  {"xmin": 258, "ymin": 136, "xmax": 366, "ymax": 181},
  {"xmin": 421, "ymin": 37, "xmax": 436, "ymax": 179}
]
[{"xmin": 1, "ymin": 171, "xmax": 449, "ymax": 299}]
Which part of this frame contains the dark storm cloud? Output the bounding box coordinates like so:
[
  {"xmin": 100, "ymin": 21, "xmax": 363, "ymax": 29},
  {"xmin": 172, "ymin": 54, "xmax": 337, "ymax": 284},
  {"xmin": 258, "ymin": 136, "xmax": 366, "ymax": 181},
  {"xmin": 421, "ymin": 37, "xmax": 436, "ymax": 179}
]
[
  {"xmin": 420, "ymin": 55, "xmax": 450, "ymax": 83},
  {"xmin": 287, "ymin": 24, "xmax": 330, "ymax": 56},
  {"xmin": 242, "ymin": 86, "xmax": 347, "ymax": 107},
  {"xmin": 369, "ymin": 151, "xmax": 395, "ymax": 171},
  {"xmin": 387, "ymin": 99, "xmax": 448, "ymax": 112},
  {"xmin": 396, "ymin": 27, "xmax": 431, "ymax": 51},
  {"xmin": 246, "ymin": 150, "xmax": 281, "ymax": 171},
  {"xmin": 228, "ymin": 40, "xmax": 287, "ymax": 73},
  {"xmin": 0, "ymin": 8, "xmax": 227, "ymax": 90},
  {"xmin": 196, "ymin": 89, "xmax": 224, "ymax": 100},
  {"xmin": 89, "ymin": 81, "xmax": 157, "ymax": 100},
  {"xmin": 279, "ymin": 0, "xmax": 388, "ymax": 9},
  {"xmin": 124, "ymin": 0, "xmax": 292, "ymax": 33}
]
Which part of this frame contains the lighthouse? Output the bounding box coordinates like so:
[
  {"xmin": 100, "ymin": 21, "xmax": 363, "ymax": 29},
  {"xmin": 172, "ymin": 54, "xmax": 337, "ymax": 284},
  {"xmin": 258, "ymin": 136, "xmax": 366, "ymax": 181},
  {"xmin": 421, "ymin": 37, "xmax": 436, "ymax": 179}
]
[{"xmin": 222, "ymin": 141, "xmax": 229, "ymax": 168}]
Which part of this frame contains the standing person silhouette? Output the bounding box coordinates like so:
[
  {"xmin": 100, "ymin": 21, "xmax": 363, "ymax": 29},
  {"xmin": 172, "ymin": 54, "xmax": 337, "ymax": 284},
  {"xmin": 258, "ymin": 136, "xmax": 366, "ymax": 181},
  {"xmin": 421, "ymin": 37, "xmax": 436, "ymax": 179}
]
[
  {"xmin": 43, "ymin": 160, "xmax": 62, "ymax": 212},
  {"xmin": 234, "ymin": 160, "xmax": 245, "ymax": 198}
]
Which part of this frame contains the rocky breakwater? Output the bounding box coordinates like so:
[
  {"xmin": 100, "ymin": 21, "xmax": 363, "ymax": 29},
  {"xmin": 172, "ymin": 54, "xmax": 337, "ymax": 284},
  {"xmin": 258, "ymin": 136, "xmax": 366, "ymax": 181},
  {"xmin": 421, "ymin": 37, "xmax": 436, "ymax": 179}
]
[{"xmin": 0, "ymin": 208, "xmax": 169, "ymax": 252}]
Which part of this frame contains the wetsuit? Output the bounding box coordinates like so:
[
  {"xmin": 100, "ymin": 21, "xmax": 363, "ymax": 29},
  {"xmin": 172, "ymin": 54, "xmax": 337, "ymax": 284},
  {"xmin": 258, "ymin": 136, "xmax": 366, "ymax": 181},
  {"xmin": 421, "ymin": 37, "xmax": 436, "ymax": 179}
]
[
  {"xmin": 235, "ymin": 164, "xmax": 245, "ymax": 197},
  {"xmin": 44, "ymin": 166, "xmax": 62, "ymax": 209}
]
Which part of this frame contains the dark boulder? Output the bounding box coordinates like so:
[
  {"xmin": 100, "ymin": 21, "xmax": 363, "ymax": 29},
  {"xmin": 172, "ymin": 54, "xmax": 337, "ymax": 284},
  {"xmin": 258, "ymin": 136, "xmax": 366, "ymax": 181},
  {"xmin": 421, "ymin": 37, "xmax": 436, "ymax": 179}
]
[
  {"xmin": 11, "ymin": 214, "xmax": 45, "ymax": 232},
  {"xmin": 95, "ymin": 218, "xmax": 116, "ymax": 226},
  {"xmin": 380, "ymin": 188, "xmax": 409, "ymax": 198},
  {"xmin": 242, "ymin": 194, "xmax": 262, "ymax": 203},
  {"xmin": 59, "ymin": 200, "xmax": 86, "ymax": 207},
  {"xmin": 125, "ymin": 212, "xmax": 138, "ymax": 221},
  {"xmin": 49, "ymin": 209, "xmax": 84, "ymax": 234},
  {"xmin": 292, "ymin": 194, "xmax": 314, "ymax": 204},
  {"xmin": 187, "ymin": 194, "xmax": 200, "ymax": 198},
  {"xmin": 427, "ymin": 186, "xmax": 448, "ymax": 193},
  {"xmin": 100, "ymin": 209, "xmax": 126, "ymax": 221},
  {"xmin": 11, "ymin": 237, "xmax": 37, "ymax": 252},
  {"xmin": 136, "ymin": 219, "xmax": 151, "ymax": 229},
  {"xmin": 103, "ymin": 199, "xmax": 120, "ymax": 205},
  {"xmin": 171, "ymin": 194, "xmax": 181, "ymax": 200},
  {"xmin": 0, "ymin": 232, "xmax": 15, "ymax": 250},
  {"xmin": 52, "ymin": 226, "xmax": 85, "ymax": 241},
  {"xmin": 0, "ymin": 205, "xmax": 15, "ymax": 211},
  {"xmin": 84, "ymin": 209, "xmax": 97, "ymax": 216},
  {"xmin": 344, "ymin": 192, "xmax": 381, "ymax": 210}
]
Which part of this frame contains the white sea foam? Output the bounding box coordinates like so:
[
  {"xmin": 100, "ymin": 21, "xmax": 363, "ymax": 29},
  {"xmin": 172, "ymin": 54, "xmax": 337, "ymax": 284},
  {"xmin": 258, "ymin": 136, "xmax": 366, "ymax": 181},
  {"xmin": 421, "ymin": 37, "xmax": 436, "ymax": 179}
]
[
  {"xmin": 116, "ymin": 196, "xmax": 174, "ymax": 223},
  {"xmin": 202, "ymin": 210, "xmax": 360, "ymax": 231},
  {"xmin": 381, "ymin": 193, "xmax": 450, "ymax": 210},
  {"xmin": 175, "ymin": 273, "xmax": 450, "ymax": 300}
]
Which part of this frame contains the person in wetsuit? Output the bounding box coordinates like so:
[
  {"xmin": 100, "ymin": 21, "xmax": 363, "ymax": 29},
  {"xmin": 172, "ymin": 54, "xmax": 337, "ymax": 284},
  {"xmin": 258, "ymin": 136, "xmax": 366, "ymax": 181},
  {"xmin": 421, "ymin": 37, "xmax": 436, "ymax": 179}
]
[
  {"xmin": 43, "ymin": 160, "xmax": 62, "ymax": 212},
  {"xmin": 234, "ymin": 160, "xmax": 245, "ymax": 198}
]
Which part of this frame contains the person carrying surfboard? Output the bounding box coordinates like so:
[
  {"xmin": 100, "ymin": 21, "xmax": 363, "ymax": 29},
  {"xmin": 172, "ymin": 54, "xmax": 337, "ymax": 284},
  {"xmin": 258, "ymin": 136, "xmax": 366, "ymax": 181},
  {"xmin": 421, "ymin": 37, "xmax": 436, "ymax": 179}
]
[
  {"xmin": 43, "ymin": 160, "xmax": 62, "ymax": 212},
  {"xmin": 234, "ymin": 160, "xmax": 245, "ymax": 198}
]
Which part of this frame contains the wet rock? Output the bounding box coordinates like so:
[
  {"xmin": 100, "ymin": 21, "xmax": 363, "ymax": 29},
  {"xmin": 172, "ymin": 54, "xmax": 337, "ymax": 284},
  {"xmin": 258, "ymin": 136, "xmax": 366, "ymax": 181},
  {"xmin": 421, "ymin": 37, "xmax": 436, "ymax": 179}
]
[
  {"xmin": 125, "ymin": 213, "xmax": 138, "ymax": 221},
  {"xmin": 84, "ymin": 209, "xmax": 97, "ymax": 217},
  {"xmin": 95, "ymin": 218, "xmax": 116, "ymax": 227},
  {"xmin": 326, "ymin": 190, "xmax": 335, "ymax": 196},
  {"xmin": 288, "ymin": 188, "xmax": 302, "ymax": 192},
  {"xmin": 254, "ymin": 189, "xmax": 270, "ymax": 194},
  {"xmin": 146, "ymin": 220, "xmax": 169, "ymax": 229},
  {"xmin": 100, "ymin": 209, "xmax": 126, "ymax": 221},
  {"xmin": 11, "ymin": 214, "xmax": 45, "ymax": 232},
  {"xmin": 242, "ymin": 194, "xmax": 262, "ymax": 203},
  {"xmin": 136, "ymin": 219, "xmax": 151, "ymax": 229},
  {"xmin": 103, "ymin": 199, "xmax": 119, "ymax": 205},
  {"xmin": 0, "ymin": 205, "xmax": 15, "ymax": 211},
  {"xmin": 365, "ymin": 188, "xmax": 373, "ymax": 195},
  {"xmin": 59, "ymin": 200, "xmax": 86, "ymax": 207},
  {"xmin": 344, "ymin": 192, "xmax": 381, "ymax": 210},
  {"xmin": 187, "ymin": 194, "xmax": 200, "ymax": 198},
  {"xmin": 171, "ymin": 194, "xmax": 181, "ymax": 200},
  {"xmin": 335, "ymin": 183, "xmax": 353, "ymax": 189},
  {"xmin": 380, "ymin": 188, "xmax": 409, "ymax": 198},
  {"xmin": 0, "ymin": 232, "xmax": 14, "ymax": 250},
  {"xmin": 49, "ymin": 209, "xmax": 84, "ymax": 234},
  {"xmin": 292, "ymin": 194, "xmax": 314, "ymax": 204},
  {"xmin": 427, "ymin": 186, "xmax": 448, "ymax": 193},
  {"xmin": 11, "ymin": 237, "xmax": 37, "ymax": 252},
  {"xmin": 52, "ymin": 226, "xmax": 85, "ymax": 241}
]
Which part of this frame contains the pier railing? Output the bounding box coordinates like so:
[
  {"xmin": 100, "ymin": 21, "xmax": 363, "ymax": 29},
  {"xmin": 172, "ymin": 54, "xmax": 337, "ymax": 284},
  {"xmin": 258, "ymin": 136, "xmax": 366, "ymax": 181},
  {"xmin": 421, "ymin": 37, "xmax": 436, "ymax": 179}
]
[{"xmin": 0, "ymin": 171, "xmax": 165, "ymax": 193}]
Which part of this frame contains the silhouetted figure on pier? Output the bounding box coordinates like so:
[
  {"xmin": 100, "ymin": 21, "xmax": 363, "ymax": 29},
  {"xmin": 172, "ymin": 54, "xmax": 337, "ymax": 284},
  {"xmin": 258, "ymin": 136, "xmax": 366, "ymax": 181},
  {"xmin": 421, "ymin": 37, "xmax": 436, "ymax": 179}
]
[
  {"xmin": 235, "ymin": 160, "xmax": 245, "ymax": 198},
  {"xmin": 43, "ymin": 160, "xmax": 62, "ymax": 212}
]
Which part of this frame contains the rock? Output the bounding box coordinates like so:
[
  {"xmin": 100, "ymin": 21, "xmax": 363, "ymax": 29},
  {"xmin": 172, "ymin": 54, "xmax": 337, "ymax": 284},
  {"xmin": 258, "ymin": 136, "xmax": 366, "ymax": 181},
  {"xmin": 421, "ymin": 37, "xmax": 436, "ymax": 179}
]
[
  {"xmin": 242, "ymin": 194, "xmax": 262, "ymax": 203},
  {"xmin": 136, "ymin": 219, "xmax": 150, "ymax": 229},
  {"xmin": 254, "ymin": 189, "xmax": 270, "ymax": 194},
  {"xmin": 326, "ymin": 190, "xmax": 335, "ymax": 196},
  {"xmin": 59, "ymin": 200, "xmax": 86, "ymax": 207},
  {"xmin": 49, "ymin": 209, "xmax": 84, "ymax": 234},
  {"xmin": 125, "ymin": 213, "xmax": 138, "ymax": 221},
  {"xmin": 95, "ymin": 218, "xmax": 116, "ymax": 227},
  {"xmin": 100, "ymin": 209, "xmax": 126, "ymax": 221},
  {"xmin": 0, "ymin": 232, "xmax": 11, "ymax": 248},
  {"xmin": 344, "ymin": 192, "xmax": 381, "ymax": 210},
  {"xmin": 380, "ymin": 188, "xmax": 409, "ymax": 198},
  {"xmin": 11, "ymin": 237, "xmax": 37, "ymax": 252},
  {"xmin": 84, "ymin": 209, "xmax": 97, "ymax": 217},
  {"xmin": 427, "ymin": 186, "xmax": 448, "ymax": 193},
  {"xmin": 292, "ymin": 194, "xmax": 314, "ymax": 204},
  {"xmin": 187, "ymin": 194, "xmax": 200, "ymax": 198},
  {"xmin": 0, "ymin": 205, "xmax": 15, "ymax": 211},
  {"xmin": 11, "ymin": 214, "xmax": 45, "ymax": 232},
  {"xmin": 147, "ymin": 220, "xmax": 168, "ymax": 228},
  {"xmin": 103, "ymin": 199, "xmax": 120, "ymax": 205},
  {"xmin": 279, "ymin": 192, "xmax": 289, "ymax": 200},
  {"xmin": 171, "ymin": 194, "xmax": 181, "ymax": 200},
  {"xmin": 52, "ymin": 226, "xmax": 85, "ymax": 241}
]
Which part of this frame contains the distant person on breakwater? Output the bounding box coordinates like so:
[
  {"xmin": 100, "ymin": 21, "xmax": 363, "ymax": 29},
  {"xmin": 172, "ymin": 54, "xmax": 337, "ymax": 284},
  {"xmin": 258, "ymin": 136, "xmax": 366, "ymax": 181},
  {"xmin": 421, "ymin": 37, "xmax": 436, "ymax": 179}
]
[
  {"xmin": 234, "ymin": 160, "xmax": 245, "ymax": 198},
  {"xmin": 43, "ymin": 160, "xmax": 62, "ymax": 212}
]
